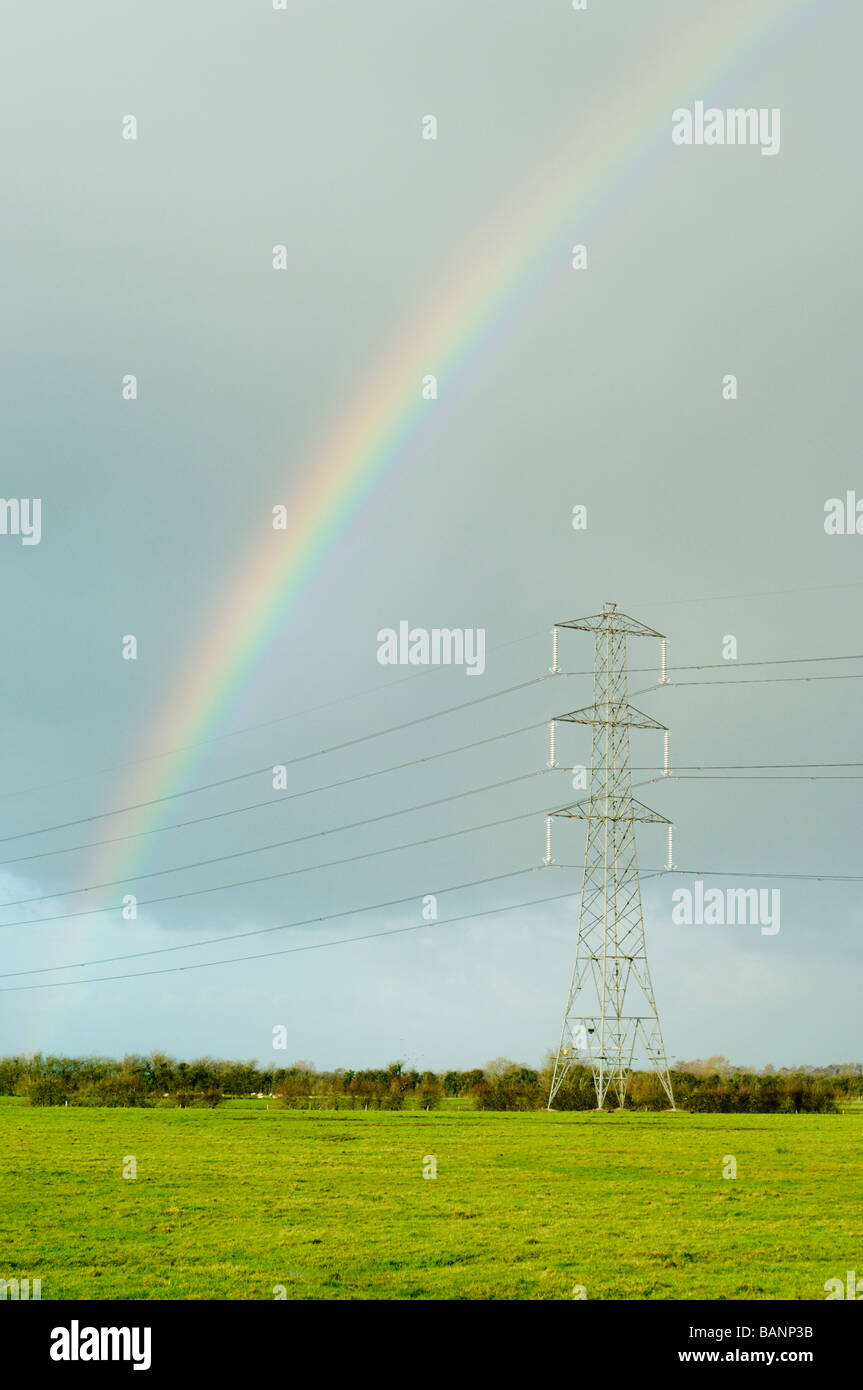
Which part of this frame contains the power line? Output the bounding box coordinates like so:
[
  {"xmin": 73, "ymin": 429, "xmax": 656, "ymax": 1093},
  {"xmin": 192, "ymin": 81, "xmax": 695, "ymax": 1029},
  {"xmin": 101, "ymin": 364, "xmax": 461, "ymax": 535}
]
[
  {"xmin": 578, "ymin": 652, "xmax": 863, "ymax": 678},
  {"xmin": 0, "ymin": 676, "xmax": 548, "ymax": 844},
  {"xmin": 551, "ymin": 864, "xmax": 863, "ymax": 882},
  {"xmin": 663, "ymin": 774, "xmax": 863, "ymax": 781},
  {"xmin": 663, "ymin": 673, "xmax": 863, "ymax": 689},
  {"xmin": 0, "ymin": 808, "xmax": 543, "ymax": 931},
  {"xmin": 0, "ymin": 770, "xmax": 550, "ymax": 909},
  {"xmin": 0, "ymin": 866, "xmax": 546, "ymax": 978},
  {"xmin": 0, "ymin": 887, "xmax": 581, "ymax": 993},
  {"xmin": 551, "ymin": 761, "xmax": 863, "ymax": 772},
  {"xmin": 5, "ymin": 832, "xmax": 859, "ymax": 991},
  {"xmin": 0, "ymin": 626, "xmax": 553, "ymax": 806},
  {"xmin": 9, "ymin": 585, "xmax": 857, "ymax": 807},
  {"xmin": 672, "ymin": 653, "xmax": 863, "ymax": 671},
  {"xmin": 0, "ymin": 776, "xmax": 664, "ymax": 930},
  {"xmin": 4, "ymin": 649, "xmax": 860, "ymax": 832},
  {"xmin": 664, "ymin": 867, "xmax": 863, "ymax": 881},
  {"xmin": 0, "ymin": 721, "xmax": 545, "ymax": 866}
]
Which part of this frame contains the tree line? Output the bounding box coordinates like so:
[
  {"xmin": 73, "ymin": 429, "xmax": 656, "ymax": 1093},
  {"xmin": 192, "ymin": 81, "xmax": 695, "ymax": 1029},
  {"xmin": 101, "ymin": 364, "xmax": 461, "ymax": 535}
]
[{"xmin": 0, "ymin": 1052, "xmax": 859, "ymax": 1112}]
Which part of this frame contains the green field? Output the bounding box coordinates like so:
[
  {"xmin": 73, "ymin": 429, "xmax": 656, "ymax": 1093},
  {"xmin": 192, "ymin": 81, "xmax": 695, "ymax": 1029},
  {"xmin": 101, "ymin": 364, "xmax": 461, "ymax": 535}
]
[{"xmin": 0, "ymin": 1097, "xmax": 856, "ymax": 1300}]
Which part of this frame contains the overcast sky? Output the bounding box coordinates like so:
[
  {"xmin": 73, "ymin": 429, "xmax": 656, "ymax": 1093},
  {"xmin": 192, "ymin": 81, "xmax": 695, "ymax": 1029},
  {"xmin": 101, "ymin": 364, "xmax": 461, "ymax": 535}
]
[{"xmin": 0, "ymin": 0, "xmax": 859, "ymax": 1073}]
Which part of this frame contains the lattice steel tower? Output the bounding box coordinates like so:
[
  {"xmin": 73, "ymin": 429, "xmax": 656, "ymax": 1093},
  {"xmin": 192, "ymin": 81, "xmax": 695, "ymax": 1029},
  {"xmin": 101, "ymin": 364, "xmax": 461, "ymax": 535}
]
[{"xmin": 546, "ymin": 602, "xmax": 675, "ymax": 1111}]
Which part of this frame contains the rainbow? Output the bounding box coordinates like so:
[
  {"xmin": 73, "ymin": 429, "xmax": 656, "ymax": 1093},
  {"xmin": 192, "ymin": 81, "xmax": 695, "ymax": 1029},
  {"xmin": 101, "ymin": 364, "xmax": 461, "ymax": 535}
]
[{"xmin": 105, "ymin": 0, "xmax": 816, "ymax": 890}]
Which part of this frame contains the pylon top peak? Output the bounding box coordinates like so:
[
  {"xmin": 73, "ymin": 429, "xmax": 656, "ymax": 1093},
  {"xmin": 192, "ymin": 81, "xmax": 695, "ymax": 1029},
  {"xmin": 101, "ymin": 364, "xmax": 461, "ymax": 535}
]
[{"xmin": 555, "ymin": 605, "xmax": 665, "ymax": 639}]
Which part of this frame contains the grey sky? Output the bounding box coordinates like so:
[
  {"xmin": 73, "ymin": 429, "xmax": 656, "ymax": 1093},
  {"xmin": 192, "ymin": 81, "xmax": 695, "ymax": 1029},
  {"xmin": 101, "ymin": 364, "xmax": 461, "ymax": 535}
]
[{"xmin": 0, "ymin": 0, "xmax": 859, "ymax": 1071}]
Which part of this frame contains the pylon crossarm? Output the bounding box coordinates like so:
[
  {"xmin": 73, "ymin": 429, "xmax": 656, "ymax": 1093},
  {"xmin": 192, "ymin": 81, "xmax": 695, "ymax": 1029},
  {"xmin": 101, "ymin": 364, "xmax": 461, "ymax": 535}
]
[
  {"xmin": 554, "ymin": 703, "xmax": 667, "ymax": 731},
  {"xmin": 549, "ymin": 797, "xmax": 671, "ymax": 825}
]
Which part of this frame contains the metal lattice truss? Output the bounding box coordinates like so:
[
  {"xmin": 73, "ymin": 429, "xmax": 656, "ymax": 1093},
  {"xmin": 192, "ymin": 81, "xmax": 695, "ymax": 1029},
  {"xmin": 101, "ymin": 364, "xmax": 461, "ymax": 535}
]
[{"xmin": 547, "ymin": 603, "xmax": 675, "ymax": 1111}]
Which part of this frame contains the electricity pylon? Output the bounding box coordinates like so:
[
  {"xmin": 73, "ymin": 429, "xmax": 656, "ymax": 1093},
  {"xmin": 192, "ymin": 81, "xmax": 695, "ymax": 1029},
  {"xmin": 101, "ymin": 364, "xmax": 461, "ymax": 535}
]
[{"xmin": 546, "ymin": 602, "xmax": 675, "ymax": 1111}]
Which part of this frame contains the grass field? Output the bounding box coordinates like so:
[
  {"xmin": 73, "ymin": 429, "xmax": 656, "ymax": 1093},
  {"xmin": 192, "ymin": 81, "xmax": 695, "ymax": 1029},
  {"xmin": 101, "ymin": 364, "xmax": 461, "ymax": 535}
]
[{"xmin": 0, "ymin": 1096, "xmax": 857, "ymax": 1300}]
